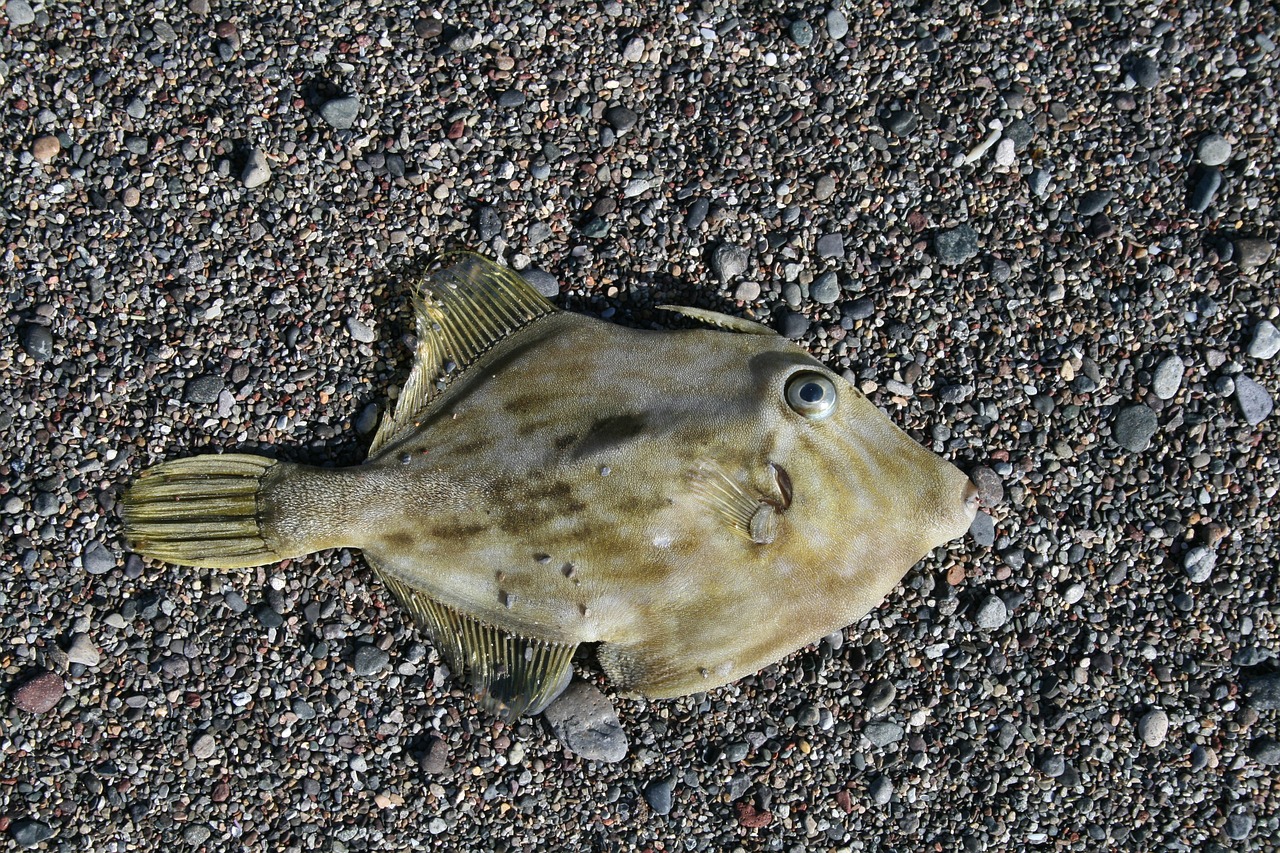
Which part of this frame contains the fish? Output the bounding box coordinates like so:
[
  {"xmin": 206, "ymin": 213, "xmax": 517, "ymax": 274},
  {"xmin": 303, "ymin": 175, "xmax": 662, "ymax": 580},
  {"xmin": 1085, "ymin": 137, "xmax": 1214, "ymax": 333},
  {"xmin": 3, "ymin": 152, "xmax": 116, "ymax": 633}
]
[{"xmin": 122, "ymin": 251, "xmax": 978, "ymax": 719}]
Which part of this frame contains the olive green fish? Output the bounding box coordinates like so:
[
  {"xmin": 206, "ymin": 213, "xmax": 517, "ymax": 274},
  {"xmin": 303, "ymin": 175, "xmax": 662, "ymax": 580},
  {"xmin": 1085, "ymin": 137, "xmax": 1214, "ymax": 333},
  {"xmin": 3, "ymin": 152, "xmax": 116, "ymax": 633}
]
[{"xmin": 123, "ymin": 252, "xmax": 977, "ymax": 719}]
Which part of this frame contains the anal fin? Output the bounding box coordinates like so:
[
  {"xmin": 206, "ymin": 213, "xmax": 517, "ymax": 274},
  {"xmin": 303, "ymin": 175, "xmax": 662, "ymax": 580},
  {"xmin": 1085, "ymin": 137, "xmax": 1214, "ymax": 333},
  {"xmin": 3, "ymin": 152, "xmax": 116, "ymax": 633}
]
[{"xmin": 376, "ymin": 569, "xmax": 576, "ymax": 718}]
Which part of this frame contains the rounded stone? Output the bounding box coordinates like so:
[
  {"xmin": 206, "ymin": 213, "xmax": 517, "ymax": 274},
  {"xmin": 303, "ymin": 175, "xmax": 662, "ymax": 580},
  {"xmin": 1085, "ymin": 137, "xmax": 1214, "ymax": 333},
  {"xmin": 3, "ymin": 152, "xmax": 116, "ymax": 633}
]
[
  {"xmin": 14, "ymin": 672, "xmax": 64, "ymax": 714},
  {"xmin": 1247, "ymin": 320, "xmax": 1280, "ymax": 360},
  {"xmin": 1196, "ymin": 133, "xmax": 1232, "ymax": 166},
  {"xmin": 644, "ymin": 776, "xmax": 674, "ymax": 815},
  {"xmin": 190, "ymin": 732, "xmax": 216, "ymax": 759},
  {"xmin": 970, "ymin": 466, "xmax": 1004, "ymax": 506},
  {"xmin": 9, "ymin": 819, "xmax": 54, "ymax": 849},
  {"xmin": 975, "ymin": 595, "xmax": 1007, "ymax": 629},
  {"xmin": 934, "ymin": 225, "xmax": 979, "ymax": 266},
  {"xmin": 1234, "ymin": 375, "xmax": 1274, "ymax": 426},
  {"xmin": 733, "ymin": 280, "xmax": 760, "ymax": 302},
  {"xmin": 31, "ymin": 134, "xmax": 60, "ymax": 163},
  {"xmin": 184, "ymin": 374, "xmax": 225, "ymax": 404},
  {"xmin": 779, "ymin": 312, "xmax": 810, "ymax": 339},
  {"xmin": 603, "ymin": 104, "xmax": 638, "ymax": 132},
  {"xmin": 1112, "ymin": 405, "xmax": 1158, "ymax": 452},
  {"xmin": 543, "ymin": 681, "xmax": 628, "ymax": 762},
  {"xmin": 319, "ymin": 96, "xmax": 361, "ymax": 130},
  {"xmin": 20, "ymin": 324, "xmax": 54, "ymax": 362},
  {"xmin": 241, "ymin": 148, "xmax": 271, "ymax": 188},
  {"xmin": 826, "ymin": 9, "xmax": 849, "ymax": 40},
  {"xmin": 869, "ymin": 775, "xmax": 893, "ymax": 805},
  {"xmin": 709, "ymin": 243, "xmax": 748, "ymax": 281},
  {"xmin": 1224, "ymin": 813, "xmax": 1254, "ymax": 841},
  {"xmin": 1139, "ymin": 709, "xmax": 1169, "ymax": 747},
  {"xmin": 811, "ymin": 271, "xmax": 841, "ymax": 304},
  {"xmin": 353, "ymin": 644, "xmax": 390, "ymax": 676},
  {"xmin": 1152, "ymin": 355, "xmax": 1185, "ymax": 400},
  {"xmin": 1183, "ymin": 546, "xmax": 1216, "ymax": 583}
]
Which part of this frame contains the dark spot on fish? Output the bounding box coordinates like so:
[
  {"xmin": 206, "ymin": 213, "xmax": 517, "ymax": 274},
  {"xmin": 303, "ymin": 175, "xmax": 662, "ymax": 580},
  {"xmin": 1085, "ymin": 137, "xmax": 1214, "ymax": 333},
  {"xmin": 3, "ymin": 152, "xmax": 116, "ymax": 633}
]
[
  {"xmin": 570, "ymin": 413, "xmax": 649, "ymax": 460},
  {"xmin": 448, "ymin": 437, "xmax": 488, "ymax": 457},
  {"xmin": 381, "ymin": 530, "xmax": 414, "ymax": 551},
  {"xmin": 561, "ymin": 562, "xmax": 576, "ymax": 578},
  {"xmin": 534, "ymin": 553, "xmax": 551, "ymax": 564},
  {"xmin": 553, "ymin": 433, "xmax": 579, "ymax": 452},
  {"xmin": 427, "ymin": 520, "xmax": 492, "ymax": 540}
]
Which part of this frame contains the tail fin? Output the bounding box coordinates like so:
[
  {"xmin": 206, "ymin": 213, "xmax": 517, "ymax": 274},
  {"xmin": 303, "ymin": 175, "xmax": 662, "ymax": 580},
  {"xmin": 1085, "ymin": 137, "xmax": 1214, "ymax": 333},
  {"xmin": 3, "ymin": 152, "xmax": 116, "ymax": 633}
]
[{"xmin": 122, "ymin": 453, "xmax": 283, "ymax": 569}]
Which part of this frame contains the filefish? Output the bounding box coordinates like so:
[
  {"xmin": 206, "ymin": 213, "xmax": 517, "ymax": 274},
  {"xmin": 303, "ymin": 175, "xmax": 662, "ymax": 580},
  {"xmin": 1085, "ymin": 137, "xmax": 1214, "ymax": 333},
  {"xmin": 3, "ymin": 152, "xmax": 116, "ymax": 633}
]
[{"xmin": 123, "ymin": 252, "xmax": 978, "ymax": 719}]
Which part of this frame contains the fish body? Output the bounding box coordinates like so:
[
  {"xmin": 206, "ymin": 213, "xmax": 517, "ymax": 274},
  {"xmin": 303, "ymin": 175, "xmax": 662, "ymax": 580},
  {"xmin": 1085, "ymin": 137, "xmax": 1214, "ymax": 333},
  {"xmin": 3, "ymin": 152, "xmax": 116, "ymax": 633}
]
[{"xmin": 124, "ymin": 253, "xmax": 977, "ymax": 717}]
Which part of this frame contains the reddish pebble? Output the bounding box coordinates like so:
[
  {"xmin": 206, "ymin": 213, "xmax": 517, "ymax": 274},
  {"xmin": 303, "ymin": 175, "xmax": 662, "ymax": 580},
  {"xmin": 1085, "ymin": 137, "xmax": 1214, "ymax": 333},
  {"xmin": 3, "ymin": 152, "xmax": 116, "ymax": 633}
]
[
  {"xmin": 14, "ymin": 671, "xmax": 64, "ymax": 714},
  {"xmin": 212, "ymin": 780, "xmax": 231, "ymax": 802},
  {"xmin": 446, "ymin": 120, "xmax": 465, "ymax": 139},
  {"xmin": 735, "ymin": 802, "xmax": 774, "ymax": 828},
  {"xmin": 32, "ymin": 134, "xmax": 60, "ymax": 163}
]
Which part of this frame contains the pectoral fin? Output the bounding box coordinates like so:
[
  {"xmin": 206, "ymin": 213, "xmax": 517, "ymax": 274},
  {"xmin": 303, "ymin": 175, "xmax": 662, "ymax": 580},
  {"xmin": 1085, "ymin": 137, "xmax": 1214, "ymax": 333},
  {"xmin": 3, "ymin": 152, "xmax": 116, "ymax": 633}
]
[
  {"xmin": 689, "ymin": 462, "xmax": 782, "ymax": 545},
  {"xmin": 375, "ymin": 567, "xmax": 576, "ymax": 718}
]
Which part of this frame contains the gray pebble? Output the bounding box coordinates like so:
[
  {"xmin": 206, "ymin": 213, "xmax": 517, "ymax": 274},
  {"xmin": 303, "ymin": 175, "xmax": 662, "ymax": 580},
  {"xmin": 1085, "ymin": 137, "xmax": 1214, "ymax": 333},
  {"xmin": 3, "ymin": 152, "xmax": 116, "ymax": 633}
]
[
  {"xmin": 1196, "ymin": 133, "xmax": 1232, "ymax": 166},
  {"xmin": 863, "ymin": 721, "xmax": 904, "ymax": 747},
  {"xmin": 825, "ymin": 9, "xmax": 849, "ymax": 40},
  {"xmin": 1224, "ymin": 813, "xmax": 1254, "ymax": 841},
  {"xmin": 183, "ymin": 826, "xmax": 213, "ymax": 845},
  {"xmin": 66, "ymin": 633, "xmax": 100, "ymax": 667},
  {"xmin": 82, "ymin": 541, "xmax": 116, "ymax": 575},
  {"xmin": 223, "ymin": 590, "xmax": 248, "ymax": 613},
  {"xmin": 1112, "ymin": 405, "xmax": 1158, "ymax": 452},
  {"xmin": 496, "ymin": 90, "xmax": 525, "ymax": 108},
  {"xmin": 814, "ymin": 174, "xmax": 837, "ymax": 200},
  {"xmin": 1234, "ymin": 375, "xmax": 1274, "ymax": 425},
  {"xmin": 969, "ymin": 512, "xmax": 995, "ymax": 547},
  {"xmin": 1214, "ymin": 375, "xmax": 1236, "ymax": 397},
  {"xmin": 184, "ymin": 374, "xmax": 224, "ymax": 404},
  {"xmin": 241, "ymin": 148, "xmax": 271, "ymax": 188},
  {"xmin": 994, "ymin": 138, "xmax": 1016, "ymax": 167},
  {"xmin": 621, "ymin": 36, "xmax": 644, "ymax": 62},
  {"xmin": 543, "ymin": 681, "xmax": 628, "ymax": 762},
  {"xmin": 345, "ymin": 316, "xmax": 375, "ymax": 343},
  {"xmin": 811, "ymin": 271, "xmax": 841, "ymax": 304},
  {"xmin": 1250, "ymin": 738, "xmax": 1280, "ymax": 765},
  {"xmin": 1234, "ymin": 237, "xmax": 1274, "ymax": 271},
  {"xmin": 934, "ymin": 225, "xmax": 978, "ymax": 266},
  {"xmin": 354, "ymin": 403, "xmax": 380, "ymax": 435},
  {"xmin": 475, "ymin": 206, "xmax": 502, "ymax": 241},
  {"xmin": 710, "ymin": 243, "xmax": 748, "ymax": 281},
  {"xmin": 1127, "ymin": 54, "xmax": 1160, "ymax": 89},
  {"xmin": 734, "ymin": 280, "xmax": 761, "ymax": 302},
  {"xmin": 126, "ymin": 96, "xmax": 147, "ymax": 119},
  {"xmin": 1188, "ymin": 168, "xmax": 1221, "ymax": 213},
  {"xmin": 7, "ymin": 0, "xmax": 35, "ymax": 28},
  {"xmin": 644, "ymin": 776, "xmax": 674, "ymax": 815},
  {"xmin": 190, "ymin": 732, "xmax": 217, "ymax": 759},
  {"xmin": 815, "ymin": 233, "xmax": 845, "ymax": 259},
  {"xmin": 1246, "ymin": 674, "xmax": 1280, "ymax": 710},
  {"xmin": 866, "ymin": 679, "xmax": 896, "ymax": 714},
  {"xmin": 843, "ymin": 297, "xmax": 874, "ymax": 321},
  {"xmin": 1063, "ymin": 583, "xmax": 1085, "ymax": 605},
  {"xmin": 882, "ymin": 110, "xmax": 918, "ymax": 136},
  {"xmin": 319, "ymin": 96, "xmax": 361, "ymax": 130},
  {"xmin": 975, "ymin": 595, "xmax": 1007, "ymax": 630},
  {"xmin": 1183, "ymin": 546, "xmax": 1216, "ymax": 583},
  {"xmin": 1152, "ymin": 355, "xmax": 1185, "ymax": 399},
  {"xmin": 522, "ymin": 269, "xmax": 560, "ymax": 298},
  {"xmin": 779, "ymin": 312, "xmax": 810, "ymax": 339},
  {"xmin": 9, "ymin": 819, "xmax": 54, "ymax": 849},
  {"xmin": 21, "ymin": 324, "xmax": 54, "ymax": 362},
  {"xmin": 1077, "ymin": 190, "xmax": 1113, "ymax": 217},
  {"xmin": 684, "ymin": 198, "xmax": 709, "ymax": 230},
  {"xmin": 1028, "ymin": 168, "xmax": 1052, "ymax": 197},
  {"xmin": 723, "ymin": 741, "xmax": 749, "ymax": 762},
  {"xmin": 604, "ymin": 104, "xmax": 638, "ymax": 132},
  {"xmin": 795, "ymin": 702, "xmax": 822, "ymax": 726},
  {"xmin": 353, "ymin": 644, "xmax": 389, "ymax": 676},
  {"xmin": 1138, "ymin": 708, "xmax": 1169, "ymax": 747},
  {"xmin": 869, "ymin": 775, "xmax": 893, "ymax": 805},
  {"xmin": 1247, "ymin": 320, "xmax": 1280, "ymax": 360},
  {"xmin": 1039, "ymin": 753, "xmax": 1065, "ymax": 777}
]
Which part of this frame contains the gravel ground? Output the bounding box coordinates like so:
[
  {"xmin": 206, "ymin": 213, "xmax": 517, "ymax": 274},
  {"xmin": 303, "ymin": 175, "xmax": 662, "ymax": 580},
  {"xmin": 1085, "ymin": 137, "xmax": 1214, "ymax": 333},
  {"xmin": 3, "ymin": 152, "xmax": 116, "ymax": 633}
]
[{"xmin": 3, "ymin": 0, "xmax": 1279, "ymax": 850}]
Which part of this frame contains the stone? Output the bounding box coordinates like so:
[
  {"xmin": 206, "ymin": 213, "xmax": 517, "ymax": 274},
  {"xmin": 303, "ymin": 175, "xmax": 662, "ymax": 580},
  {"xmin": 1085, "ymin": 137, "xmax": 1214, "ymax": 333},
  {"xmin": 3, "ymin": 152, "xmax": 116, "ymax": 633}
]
[
  {"xmin": 1188, "ymin": 168, "xmax": 1221, "ymax": 213},
  {"xmin": 1234, "ymin": 375, "xmax": 1274, "ymax": 425},
  {"xmin": 788, "ymin": 19, "xmax": 813, "ymax": 47},
  {"xmin": 1196, "ymin": 133, "xmax": 1231, "ymax": 166},
  {"xmin": 1224, "ymin": 813, "xmax": 1254, "ymax": 841},
  {"xmin": 869, "ymin": 775, "xmax": 893, "ymax": 805},
  {"xmin": 32, "ymin": 134, "xmax": 60, "ymax": 162},
  {"xmin": 543, "ymin": 681, "xmax": 628, "ymax": 762},
  {"xmin": 319, "ymin": 96, "xmax": 361, "ymax": 130},
  {"xmin": 1139, "ymin": 708, "xmax": 1168, "ymax": 747},
  {"xmin": 814, "ymin": 174, "xmax": 837, "ymax": 200},
  {"xmin": 734, "ymin": 280, "xmax": 760, "ymax": 302},
  {"xmin": 20, "ymin": 324, "xmax": 54, "ymax": 362},
  {"xmin": 825, "ymin": 9, "xmax": 849, "ymax": 40},
  {"xmin": 975, "ymin": 595, "xmax": 1007, "ymax": 629},
  {"xmin": 496, "ymin": 90, "xmax": 525, "ymax": 107},
  {"xmin": 1152, "ymin": 355, "xmax": 1185, "ymax": 399},
  {"xmin": 1029, "ymin": 168, "xmax": 1051, "ymax": 197},
  {"xmin": 82, "ymin": 541, "xmax": 116, "ymax": 575},
  {"xmin": 863, "ymin": 721, "xmax": 904, "ymax": 747},
  {"xmin": 779, "ymin": 312, "xmax": 810, "ymax": 339},
  {"xmin": 709, "ymin": 242, "xmax": 748, "ymax": 281},
  {"xmin": 969, "ymin": 512, "xmax": 995, "ymax": 547},
  {"xmin": 9, "ymin": 819, "xmax": 54, "ymax": 849},
  {"xmin": 1234, "ymin": 238, "xmax": 1274, "ymax": 271},
  {"xmin": 241, "ymin": 148, "xmax": 271, "ymax": 188},
  {"xmin": 190, "ymin": 732, "xmax": 216, "ymax": 759},
  {"xmin": 1183, "ymin": 546, "xmax": 1216, "ymax": 583},
  {"xmin": 603, "ymin": 104, "xmax": 638, "ymax": 132},
  {"xmin": 522, "ymin": 269, "xmax": 560, "ymax": 298},
  {"xmin": 816, "ymin": 233, "xmax": 844, "ymax": 259},
  {"xmin": 643, "ymin": 776, "xmax": 674, "ymax": 815},
  {"xmin": 994, "ymin": 138, "xmax": 1016, "ymax": 166},
  {"xmin": 934, "ymin": 225, "xmax": 979, "ymax": 266},
  {"xmin": 866, "ymin": 679, "xmax": 896, "ymax": 714},
  {"xmin": 970, "ymin": 466, "xmax": 1004, "ymax": 506},
  {"xmin": 353, "ymin": 644, "xmax": 390, "ymax": 676},
  {"xmin": 1245, "ymin": 673, "xmax": 1280, "ymax": 710},
  {"xmin": 1247, "ymin": 320, "xmax": 1280, "ymax": 360},
  {"xmin": 882, "ymin": 110, "xmax": 918, "ymax": 136},
  {"xmin": 7, "ymin": 0, "xmax": 35, "ymax": 27},
  {"xmin": 621, "ymin": 36, "xmax": 644, "ymax": 61},
  {"xmin": 13, "ymin": 672, "xmax": 64, "ymax": 714},
  {"xmin": 184, "ymin": 374, "xmax": 225, "ymax": 404},
  {"xmin": 1112, "ymin": 405, "xmax": 1158, "ymax": 452},
  {"xmin": 345, "ymin": 316, "xmax": 375, "ymax": 343},
  {"xmin": 1077, "ymin": 190, "xmax": 1113, "ymax": 216},
  {"xmin": 418, "ymin": 736, "xmax": 449, "ymax": 773},
  {"xmin": 1249, "ymin": 738, "xmax": 1280, "ymax": 766},
  {"xmin": 811, "ymin": 272, "xmax": 841, "ymax": 304},
  {"xmin": 66, "ymin": 634, "xmax": 100, "ymax": 667},
  {"xmin": 1127, "ymin": 54, "xmax": 1160, "ymax": 89}
]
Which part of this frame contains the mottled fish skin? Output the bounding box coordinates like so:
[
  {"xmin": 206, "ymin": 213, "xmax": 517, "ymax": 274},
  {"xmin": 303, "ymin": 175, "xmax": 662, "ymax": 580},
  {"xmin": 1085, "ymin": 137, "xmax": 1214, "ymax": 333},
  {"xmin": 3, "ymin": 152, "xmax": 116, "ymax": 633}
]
[
  {"xmin": 123, "ymin": 253, "xmax": 978, "ymax": 714},
  {"xmin": 264, "ymin": 311, "xmax": 976, "ymax": 698}
]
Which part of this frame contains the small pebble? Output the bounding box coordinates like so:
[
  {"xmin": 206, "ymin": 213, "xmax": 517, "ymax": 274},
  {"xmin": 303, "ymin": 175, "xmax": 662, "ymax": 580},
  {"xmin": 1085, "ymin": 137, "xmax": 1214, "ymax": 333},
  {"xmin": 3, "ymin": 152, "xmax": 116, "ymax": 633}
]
[
  {"xmin": 522, "ymin": 269, "xmax": 560, "ymax": 298},
  {"xmin": 1246, "ymin": 674, "xmax": 1280, "ymax": 710},
  {"xmin": 709, "ymin": 243, "xmax": 748, "ymax": 281},
  {"xmin": 319, "ymin": 96, "xmax": 361, "ymax": 130},
  {"xmin": 779, "ymin": 312, "xmax": 810, "ymax": 339},
  {"xmin": 934, "ymin": 225, "xmax": 979, "ymax": 266},
  {"xmin": 644, "ymin": 776, "xmax": 674, "ymax": 815},
  {"xmin": 1188, "ymin": 168, "xmax": 1221, "ymax": 213},
  {"xmin": 621, "ymin": 36, "xmax": 644, "ymax": 62},
  {"xmin": 825, "ymin": 9, "xmax": 848, "ymax": 40},
  {"xmin": 1249, "ymin": 739, "xmax": 1280, "ymax": 766},
  {"xmin": 345, "ymin": 316, "xmax": 375, "ymax": 343},
  {"xmin": 969, "ymin": 512, "xmax": 995, "ymax": 547},
  {"xmin": 353, "ymin": 644, "xmax": 390, "ymax": 676},
  {"xmin": 1183, "ymin": 546, "xmax": 1216, "ymax": 583},
  {"xmin": 1247, "ymin": 320, "xmax": 1280, "ymax": 360},
  {"xmin": 975, "ymin": 595, "xmax": 1007, "ymax": 629},
  {"xmin": 1039, "ymin": 753, "xmax": 1065, "ymax": 777},
  {"xmin": 1127, "ymin": 54, "xmax": 1160, "ymax": 89},
  {"xmin": 31, "ymin": 134, "xmax": 60, "ymax": 163},
  {"xmin": 863, "ymin": 721, "xmax": 904, "ymax": 747},
  {"xmin": 970, "ymin": 466, "xmax": 1004, "ymax": 506},
  {"xmin": 190, "ymin": 733, "xmax": 216, "ymax": 759},
  {"xmin": 734, "ymin": 280, "xmax": 760, "ymax": 302},
  {"xmin": 811, "ymin": 272, "xmax": 840, "ymax": 304},
  {"xmin": 543, "ymin": 682, "xmax": 628, "ymax": 762},
  {"xmin": 1151, "ymin": 355, "xmax": 1185, "ymax": 399},
  {"xmin": 1224, "ymin": 813, "xmax": 1254, "ymax": 841},
  {"xmin": 994, "ymin": 138, "xmax": 1015, "ymax": 166},
  {"xmin": 1077, "ymin": 190, "xmax": 1113, "ymax": 217},
  {"xmin": 603, "ymin": 104, "xmax": 638, "ymax": 132},
  {"xmin": 1138, "ymin": 709, "xmax": 1169, "ymax": 747},
  {"xmin": 866, "ymin": 679, "xmax": 896, "ymax": 713},
  {"xmin": 815, "ymin": 233, "xmax": 844, "ymax": 259},
  {"xmin": 184, "ymin": 374, "xmax": 225, "ymax": 404},
  {"xmin": 66, "ymin": 634, "xmax": 100, "ymax": 667},
  {"xmin": 1028, "ymin": 169, "xmax": 1052, "ymax": 197},
  {"xmin": 241, "ymin": 148, "xmax": 271, "ymax": 188},
  {"xmin": 788, "ymin": 19, "xmax": 813, "ymax": 47},
  {"xmin": 814, "ymin": 174, "xmax": 837, "ymax": 200},
  {"xmin": 869, "ymin": 776, "xmax": 893, "ymax": 805},
  {"xmin": 882, "ymin": 110, "xmax": 918, "ymax": 136},
  {"xmin": 82, "ymin": 541, "xmax": 116, "ymax": 575},
  {"xmin": 14, "ymin": 672, "xmax": 64, "ymax": 714},
  {"xmin": 1112, "ymin": 405, "xmax": 1158, "ymax": 452},
  {"xmin": 20, "ymin": 324, "xmax": 54, "ymax": 362},
  {"xmin": 1234, "ymin": 375, "xmax": 1274, "ymax": 425},
  {"xmin": 1196, "ymin": 133, "xmax": 1232, "ymax": 166}
]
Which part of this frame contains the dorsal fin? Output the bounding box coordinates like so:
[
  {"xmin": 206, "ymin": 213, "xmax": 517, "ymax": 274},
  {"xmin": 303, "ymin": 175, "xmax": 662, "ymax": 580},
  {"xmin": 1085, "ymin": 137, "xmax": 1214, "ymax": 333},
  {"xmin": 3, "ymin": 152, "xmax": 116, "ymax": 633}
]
[
  {"xmin": 370, "ymin": 252, "xmax": 559, "ymax": 455},
  {"xmin": 656, "ymin": 305, "xmax": 778, "ymax": 336}
]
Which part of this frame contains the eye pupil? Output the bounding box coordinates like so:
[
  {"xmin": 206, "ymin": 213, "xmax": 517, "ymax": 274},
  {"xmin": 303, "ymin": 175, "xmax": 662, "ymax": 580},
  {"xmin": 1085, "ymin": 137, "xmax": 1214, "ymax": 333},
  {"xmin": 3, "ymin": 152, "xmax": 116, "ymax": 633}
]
[{"xmin": 799, "ymin": 382, "xmax": 824, "ymax": 403}]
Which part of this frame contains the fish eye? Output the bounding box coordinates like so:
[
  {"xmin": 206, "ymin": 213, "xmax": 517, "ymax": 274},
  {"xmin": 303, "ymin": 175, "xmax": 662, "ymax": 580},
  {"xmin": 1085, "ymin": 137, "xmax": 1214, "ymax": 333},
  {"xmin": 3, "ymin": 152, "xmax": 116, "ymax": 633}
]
[{"xmin": 784, "ymin": 372, "xmax": 838, "ymax": 420}]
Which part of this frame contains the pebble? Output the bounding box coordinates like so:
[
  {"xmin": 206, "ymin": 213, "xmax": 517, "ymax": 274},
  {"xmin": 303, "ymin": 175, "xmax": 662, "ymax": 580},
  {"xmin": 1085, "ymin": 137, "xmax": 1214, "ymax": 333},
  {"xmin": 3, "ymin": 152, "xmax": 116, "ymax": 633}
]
[
  {"xmin": 7, "ymin": 0, "xmax": 34, "ymax": 27},
  {"xmin": 811, "ymin": 272, "xmax": 840, "ymax": 304},
  {"xmin": 9, "ymin": 819, "xmax": 54, "ymax": 849},
  {"xmin": 1249, "ymin": 739, "xmax": 1280, "ymax": 766},
  {"xmin": 345, "ymin": 316, "xmax": 376, "ymax": 343},
  {"xmin": 353, "ymin": 644, "xmax": 389, "ymax": 676},
  {"xmin": 184, "ymin": 826, "xmax": 213, "ymax": 845},
  {"xmin": 1246, "ymin": 674, "xmax": 1280, "ymax": 710},
  {"xmin": 184, "ymin": 374, "xmax": 225, "ymax": 404},
  {"xmin": 496, "ymin": 90, "xmax": 525, "ymax": 108},
  {"xmin": 13, "ymin": 672, "xmax": 64, "ymax": 714},
  {"xmin": 319, "ymin": 96, "xmax": 361, "ymax": 130},
  {"xmin": 1187, "ymin": 168, "xmax": 1221, "ymax": 213},
  {"xmin": 815, "ymin": 233, "xmax": 844, "ymax": 259},
  {"xmin": 969, "ymin": 512, "xmax": 995, "ymax": 547},
  {"xmin": 1196, "ymin": 133, "xmax": 1232, "ymax": 166},
  {"xmin": 621, "ymin": 36, "xmax": 645, "ymax": 62},
  {"xmin": 241, "ymin": 148, "xmax": 271, "ymax": 188},
  {"xmin": 543, "ymin": 682, "xmax": 628, "ymax": 762},
  {"xmin": 788, "ymin": 19, "xmax": 813, "ymax": 47},
  {"xmin": 1138, "ymin": 708, "xmax": 1169, "ymax": 747},
  {"xmin": 970, "ymin": 466, "xmax": 1004, "ymax": 506},
  {"xmin": 522, "ymin": 269, "xmax": 560, "ymax": 298},
  {"xmin": 31, "ymin": 134, "xmax": 60, "ymax": 163},
  {"xmin": 82, "ymin": 541, "xmax": 116, "ymax": 575},
  {"xmin": 882, "ymin": 110, "xmax": 918, "ymax": 136},
  {"xmin": 643, "ymin": 776, "xmax": 674, "ymax": 815},
  {"xmin": 20, "ymin": 324, "xmax": 54, "ymax": 362},
  {"xmin": 1127, "ymin": 54, "xmax": 1161, "ymax": 89},
  {"xmin": 418, "ymin": 736, "xmax": 449, "ymax": 774},
  {"xmin": 1077, "ymin": 190, "xmax": 1113, "ymax": 217},
  {"xmin": 779, "ymin": 312, "xmax": 810, "ymax": 339},
  {"xmin": 603, "ymin": 104, "xmax": 638, "ymax": 132},
  {"xmin": 1112, "ymin": 405, "xmax": 1158, "ymax": 452},
  {"xmin": 975, "ymin": 595, "xmax": 1008, "ymax": 630},
  {"xmin": 1234, "ymin": 376, "xmax": 1274, "ymax": 425},
  {"xmin": 1151, "ymin": 355, "xmax": 1185, "ymax": 399},
  {"xmin": 190, "ymin": 733, "xmax": 216, "ymax": 759},
  {"xmin": 994, "ymin": 138, "xmax": 1015, "ymax": 166},
  {"xmin": 1039, "ymin": 753, "xmax": 1065, "ymax": 777},
  {"xmin": 734, "ymin": 280, "xmax": 760, "ymax": 302},
  {"xmin": 1234, "ymin": 237, "xmax": 1274, "ymax": 271},
  {"xmin": 1224, "ymin": 813, "xmax": 1254, "ymax": 841},
  {"xmin": 814, "ymin": 174, "xmax": 837, "ymax": 200},
  {"xmin": 869, "ymin": 776, "xmax": 893, "ymax": 806},
  {"xmin": 709, "ymin": 242, "xmax": 748, "ymax": 281},
  {"xmin": 934, "ymin": 224, "xmax": 978, "ymax": 266},
  {"xmin": 844, "ymin": 297, "xmax": 874, "ymax": 321},
  {"xmin": 66, "ymin": 633, "xmax": 100, "ymax": 667},
  {"xmin": 863, "ymin": 721, "xmax": 904, "ymax": 747},
  {"xmin": 866, "ymin": 679, "xmax": 896, "ymax": 713},
  {"xmin": 825, "ymin": 9, "xmax": 849, "ymax": 40},
  {"xmin": 1028, "ymin": 168, "xmax": 1052, "ymax": 197},
  {"xmin": 1183, "ymin": 546, "xmax": 1216, "ymax": 583},
  {"xmin": 1247, "ymin": 320, "xmax": 1280, "ymax": 360}
]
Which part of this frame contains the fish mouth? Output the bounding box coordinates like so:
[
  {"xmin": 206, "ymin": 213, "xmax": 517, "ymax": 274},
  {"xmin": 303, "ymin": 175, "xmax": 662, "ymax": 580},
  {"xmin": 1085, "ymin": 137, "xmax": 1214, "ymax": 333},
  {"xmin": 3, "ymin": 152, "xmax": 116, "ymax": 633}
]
[
  {"xmin": 963, "ymin": 479, "xmax": 980, "ymax": 517},
  {"xmin": 766, "ymin": 462, "xmax": 793, "ymax": 509}
]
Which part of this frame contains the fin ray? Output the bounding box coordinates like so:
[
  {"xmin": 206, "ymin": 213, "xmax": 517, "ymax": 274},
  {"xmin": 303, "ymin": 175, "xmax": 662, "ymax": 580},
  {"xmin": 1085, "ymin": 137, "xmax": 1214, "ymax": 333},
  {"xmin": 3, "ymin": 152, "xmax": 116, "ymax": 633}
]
[{"xmin": 656, "ymin": 305, "xmax": 777, "ymax": 336}]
